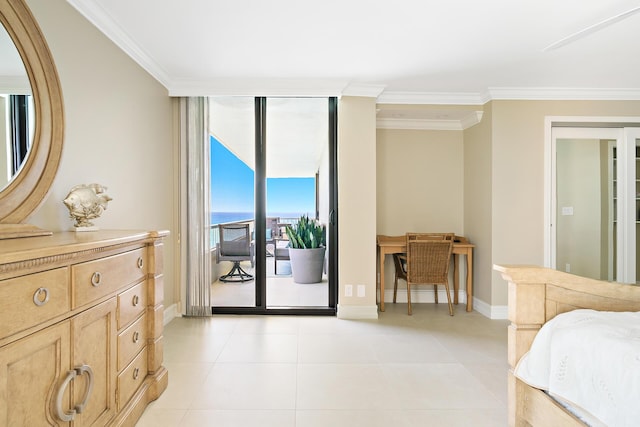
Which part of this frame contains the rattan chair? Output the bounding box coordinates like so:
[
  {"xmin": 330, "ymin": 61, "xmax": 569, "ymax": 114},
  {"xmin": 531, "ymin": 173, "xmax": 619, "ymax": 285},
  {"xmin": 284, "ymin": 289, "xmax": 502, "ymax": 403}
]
[
  {"xmin": 392, "ymin": 253, "xmax": 407, "ymax": 303},
  {"xmin": 406, "ymin": 232, "xmax": 455, "ymax": 242},
  {"xmin": 216, "ymin": 223, "xmax": 254, "ymax": 282},
  {"xmin": 395, "ymin": 238, "xmax": 454, "ymax": 315},
  {"xmin": 393, "ymin": 232, "xmax": 455, "ymax": 304}
]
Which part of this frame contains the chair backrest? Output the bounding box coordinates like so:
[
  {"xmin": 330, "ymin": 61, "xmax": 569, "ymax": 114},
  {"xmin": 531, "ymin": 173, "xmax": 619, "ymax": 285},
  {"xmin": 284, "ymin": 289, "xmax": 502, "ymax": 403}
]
[
  {"xmin": 266, "ymin": 217, "xmax": 280, "ymax": 240},
  {"xmin": 406, "ymin": 232, "xmax": 455, "ymax": 242},
  {"xmin": 406, "ymin": 239, "xmax": 453, "ymax": 285},
  {"xmin": 392, "ymin": 253, "xmax": 406, "ymax": 278},
  {"xmin": 219, "ymin": 223, "xmax": 251, "ymax": 257}
]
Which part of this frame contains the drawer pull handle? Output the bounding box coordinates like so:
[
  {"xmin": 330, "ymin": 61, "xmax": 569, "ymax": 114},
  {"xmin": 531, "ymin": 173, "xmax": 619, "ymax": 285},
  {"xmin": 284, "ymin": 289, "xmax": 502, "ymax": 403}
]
[
  {"xmin": 33, "ymin": 287, "xmax": 50, "ymax": 306},
  {"xmin": 133, "ymin": 367, "xmax": 140, "ymax": 380},
  {"xmin": 55, "ymin": 364, "xmax": 94, "ymax": 422},
  {"xmin": 133, "ymin": 331, "xmax": 140, "ymax": 343},
  {"xmin": 132, "ymin": 294, "xmax": 140, "ymax": 306},
  {"xmin": 91, "ymin": 272, "xmax": 102, "ymax": 287},
  {"xmin": 137, "ymin": 257, "xmax": 144, "ymax": 269},
  {"xmin": 74, "ymin": 365, "xmax": 94, "ymax": 415}
]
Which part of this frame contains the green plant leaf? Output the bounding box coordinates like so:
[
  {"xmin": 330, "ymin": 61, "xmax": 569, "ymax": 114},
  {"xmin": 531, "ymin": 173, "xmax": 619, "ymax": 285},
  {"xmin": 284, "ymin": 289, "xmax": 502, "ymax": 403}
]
[{"xmin": 285, "ymin": 214, "xmax": 326, "ymax": 250}]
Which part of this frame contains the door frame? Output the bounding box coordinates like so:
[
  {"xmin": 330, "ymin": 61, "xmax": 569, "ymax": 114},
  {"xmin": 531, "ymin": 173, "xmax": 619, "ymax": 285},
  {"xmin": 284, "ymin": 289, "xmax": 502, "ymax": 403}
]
[
  {"xmin": 544, "ymin": 116, "xmax": 640, "ymax": 283},
  {"xmin": 213, "ymin": 97, "xmax": 338, "ymax": 315}
]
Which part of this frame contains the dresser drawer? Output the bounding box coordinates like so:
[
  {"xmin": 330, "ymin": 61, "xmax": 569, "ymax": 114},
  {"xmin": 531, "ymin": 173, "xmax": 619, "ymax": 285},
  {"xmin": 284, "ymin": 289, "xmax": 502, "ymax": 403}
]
[
  {"xmin": 118, "ymin": 347, "xmax": 147, "ymax": 410},
  {"xmin": 117, "ymin": 281, "xmax": 146, "ymax": 330},
  {"xmin": 0, "ymin": 268, "xmax": 69, "ymax": 340},
  {"xmin": 72, "ymin": 248, "xmax": 146, "ymax": 308},
  {"xmin": 118, "ymin": 313, "xmax": 147, "ymax": 371}
]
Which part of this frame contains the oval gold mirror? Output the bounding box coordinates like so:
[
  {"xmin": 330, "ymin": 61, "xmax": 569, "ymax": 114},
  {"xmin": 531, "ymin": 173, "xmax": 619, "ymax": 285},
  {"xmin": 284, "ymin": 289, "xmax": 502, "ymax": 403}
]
[{"xmin": 0, "ymin": 0, "xmax": 64, "ymax": 238}]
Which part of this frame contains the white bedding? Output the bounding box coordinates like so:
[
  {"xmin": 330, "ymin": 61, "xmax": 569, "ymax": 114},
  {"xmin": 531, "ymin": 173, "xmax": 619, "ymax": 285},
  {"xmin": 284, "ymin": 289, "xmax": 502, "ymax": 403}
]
[{"xmin": 515, "ymin": 309, "xmax": 640, "ymax": 427}]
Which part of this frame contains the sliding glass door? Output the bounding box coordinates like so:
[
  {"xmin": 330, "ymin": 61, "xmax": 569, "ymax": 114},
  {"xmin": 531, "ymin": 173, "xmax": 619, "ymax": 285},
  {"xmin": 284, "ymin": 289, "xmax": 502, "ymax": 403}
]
[
  {"xmin": 209, "ymin": 97, "xmax": 337, "ymax": 314},
  {"xmin": 265, "ymin": 98, "xmax": 331, "ymax": 308},
  {"xmin": 209, "ymin": 97, "xmax": 256, "ymax": 307}
]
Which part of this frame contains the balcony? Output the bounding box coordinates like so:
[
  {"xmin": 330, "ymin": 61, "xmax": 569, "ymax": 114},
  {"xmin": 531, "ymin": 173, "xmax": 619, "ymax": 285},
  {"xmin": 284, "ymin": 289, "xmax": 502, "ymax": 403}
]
[{"xmin": 210, "ymin": 217, "xmax": 328, "ymax": 308}]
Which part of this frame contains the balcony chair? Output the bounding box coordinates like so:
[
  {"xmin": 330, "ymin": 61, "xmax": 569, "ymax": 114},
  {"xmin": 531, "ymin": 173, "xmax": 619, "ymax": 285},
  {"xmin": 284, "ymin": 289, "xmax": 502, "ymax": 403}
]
[
  {"xmin": 216, "ymin": 223, "xmax": 254, "ymax": 283},
  {"xmin": 394, "ymin": 238, "xmax": 454, "ymax": 315},
  {"xmin": 273, "ymin": 238, "xmax": 291, "ymax": 275},
  {"xmin": 265, "ymin": 217, "xmax": 280, "ymax": 257}
]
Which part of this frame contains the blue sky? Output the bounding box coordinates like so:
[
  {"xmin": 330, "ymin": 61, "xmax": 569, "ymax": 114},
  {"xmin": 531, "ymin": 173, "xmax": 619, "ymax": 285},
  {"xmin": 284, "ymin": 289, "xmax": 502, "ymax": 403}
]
[{"xmin": 210, "ymin": 135, "xmax": 315, "ymax": 215}]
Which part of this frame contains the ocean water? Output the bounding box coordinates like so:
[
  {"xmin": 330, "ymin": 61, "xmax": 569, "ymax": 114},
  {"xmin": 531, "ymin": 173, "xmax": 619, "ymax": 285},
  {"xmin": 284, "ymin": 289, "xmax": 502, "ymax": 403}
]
[
  {"xmin": 210, "ymin": 212, "xmax": 308, "ymax": 225},
  {"xmin": 211, "ymin": 212, "xmax": 253, "ymax": 225}
]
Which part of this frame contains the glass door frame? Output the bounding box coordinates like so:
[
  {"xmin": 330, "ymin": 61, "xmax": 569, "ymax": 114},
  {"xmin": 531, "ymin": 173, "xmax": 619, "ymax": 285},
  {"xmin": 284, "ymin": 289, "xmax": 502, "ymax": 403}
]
[
  {"xmin": 212, "ymin": 97, "xmax": 338, "ymax": 315},
  {"xmin": 545, "ymin": 117, "xmax": 640, "ymax": 283}
]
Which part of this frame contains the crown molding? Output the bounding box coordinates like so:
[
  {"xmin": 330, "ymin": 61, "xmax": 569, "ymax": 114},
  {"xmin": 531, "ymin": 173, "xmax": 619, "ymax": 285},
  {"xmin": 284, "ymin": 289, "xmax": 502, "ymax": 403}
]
[
  {"xmin": 168, "ymin": 78, "xmax": 350, "ymax": 97},
  {"xmin": 485, "ymin": 87, "xmax": 640, "ymax": 101},
  {"xmin": 65, "ymin": 0, "xmax": 172, "ymax": 88},
  {"xmin": 377, "ymin": 110, "xmax": 483, "ymax": 131},
  {"xmin": 169, "ymin": 82, "xmax": 640, "ymax": 102},
  {"xmin": 379, "ymin": 88, "xmax": 640, "ymax": 105},
  {"xmin": 460, "ymin": 111, "xmax": 484, "ymax": 129},
  {"xmin": 377, "ymin": 91, "xmax": 484, "ymax": 105},
  {"xmin": 377, "ymin": 118, "xmax": 460, "ymax": 130},
  {"xmin": 169, "ymin": 81, "xmax": 387, "ymax": 98},
  {"xmin": 341, "ymin": 83, "xmax": 386, "ymax": 98}
]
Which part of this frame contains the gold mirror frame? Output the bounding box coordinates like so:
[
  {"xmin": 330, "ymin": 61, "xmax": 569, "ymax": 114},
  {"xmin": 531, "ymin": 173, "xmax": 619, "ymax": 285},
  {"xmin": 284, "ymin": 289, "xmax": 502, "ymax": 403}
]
[{"xmin": 0, "ymin": 0, "xmax": 64, "ymax": 238}]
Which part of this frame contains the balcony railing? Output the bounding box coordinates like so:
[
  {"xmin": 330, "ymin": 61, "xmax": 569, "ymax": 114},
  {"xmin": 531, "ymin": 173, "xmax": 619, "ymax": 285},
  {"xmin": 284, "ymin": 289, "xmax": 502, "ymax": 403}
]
[{"xmin": 210, "ymin": 217, "xmax": 299, "ymax": 248}]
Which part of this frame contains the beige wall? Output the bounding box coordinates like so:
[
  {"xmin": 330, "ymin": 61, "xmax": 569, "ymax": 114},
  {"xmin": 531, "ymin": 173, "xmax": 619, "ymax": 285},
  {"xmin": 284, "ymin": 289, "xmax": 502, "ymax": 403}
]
[
  {"xmin": 25, "ymin": 0, "xmax": 177, "ymax": 307},
  {"xmin": 338, "ymin": 96, "xmax": 377, "ymax": 314},
  {"xmin": 463, "ymin": 103, "xmax": 493, "ymax": 305},
  {"xmin": 376, "ymin": 128, "xmax": 464, "ymax": 235},
  {"xmin": 376, "ymin": 128, "xmax": 464, "ymax": 295},
  {"xmin": 490, "ymin": 100, "xmax": 640, "ymax": 306}
]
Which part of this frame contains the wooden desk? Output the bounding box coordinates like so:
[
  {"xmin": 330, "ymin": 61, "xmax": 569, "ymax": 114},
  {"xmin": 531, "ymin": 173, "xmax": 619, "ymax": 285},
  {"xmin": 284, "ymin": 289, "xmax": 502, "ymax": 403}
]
[{"xmin": 376, "ymin": 235, "xmax": 475, "ymax": 312}]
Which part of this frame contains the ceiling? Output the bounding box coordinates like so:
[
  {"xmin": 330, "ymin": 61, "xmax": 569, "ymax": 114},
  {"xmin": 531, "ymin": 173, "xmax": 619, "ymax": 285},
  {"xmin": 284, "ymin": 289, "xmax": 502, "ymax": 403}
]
[
  {"xmin": 63, "ymin": 0, "xmax": 640, "ymax": 106},
  {"xmin": 209, "ymin": 97, "xmax": 329, "ymax": 178},
  {"xmin": 5, "ymin": 1, "xmax": 640, "ymax": 176}
]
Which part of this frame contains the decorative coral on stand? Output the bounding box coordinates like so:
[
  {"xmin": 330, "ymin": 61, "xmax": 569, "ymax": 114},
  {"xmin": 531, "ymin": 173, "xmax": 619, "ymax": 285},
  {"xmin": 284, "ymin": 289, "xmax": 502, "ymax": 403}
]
[{"xmin": 63, "ymin": 183, "xmax": 112, "ymax": 231}]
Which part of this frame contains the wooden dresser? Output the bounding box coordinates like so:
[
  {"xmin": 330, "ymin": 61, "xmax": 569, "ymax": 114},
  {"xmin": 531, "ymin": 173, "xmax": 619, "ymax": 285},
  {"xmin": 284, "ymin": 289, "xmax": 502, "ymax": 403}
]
[{"xmin": 0, "ymin": 230, "xmax": 168, "ymax": 426}]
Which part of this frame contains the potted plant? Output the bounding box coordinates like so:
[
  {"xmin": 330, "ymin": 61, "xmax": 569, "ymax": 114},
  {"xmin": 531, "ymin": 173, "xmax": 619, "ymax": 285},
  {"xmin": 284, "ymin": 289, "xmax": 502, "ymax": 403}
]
[{"xmin": 285, "ymin": 215, "xmax": 326, "ymax": 284}]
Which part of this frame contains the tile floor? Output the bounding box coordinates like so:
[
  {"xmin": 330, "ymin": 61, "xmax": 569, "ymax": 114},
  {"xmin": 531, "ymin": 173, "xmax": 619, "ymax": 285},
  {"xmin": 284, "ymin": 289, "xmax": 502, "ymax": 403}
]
[
  {"xmin": 211, "ymin": 260, "xmax": 329, "ymax": 307},
  {"xmin": 211, "ymin": 274, "xmax": 329, "ymax": 308},
  {"xmin": 136, "ymin": 303, "xmax": 509, "ymax": 427}
]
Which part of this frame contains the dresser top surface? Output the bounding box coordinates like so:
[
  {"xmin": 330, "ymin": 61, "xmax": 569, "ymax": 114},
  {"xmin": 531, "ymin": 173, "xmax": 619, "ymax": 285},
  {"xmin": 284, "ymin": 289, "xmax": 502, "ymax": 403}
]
[{"xmin": 0, "ymin": 230, "xmax": 168, "ymax": 264}]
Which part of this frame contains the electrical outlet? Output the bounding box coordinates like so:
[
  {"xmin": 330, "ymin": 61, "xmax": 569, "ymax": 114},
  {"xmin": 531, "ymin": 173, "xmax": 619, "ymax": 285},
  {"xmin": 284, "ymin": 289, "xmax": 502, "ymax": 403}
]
[
  {"xmin": 357, "ymin": 284, "xmax": 365, "ymax": 297},
  {"xmin": 345, "ymin": 284, "xmax": 353, "ymax": 297},
  {"xmin": 561, "ymin": 206, "xmax": 574, "ymax": 216},
  {"xmin": 565, "ymin": 263, "xmax": 571, "ymax": 273}
]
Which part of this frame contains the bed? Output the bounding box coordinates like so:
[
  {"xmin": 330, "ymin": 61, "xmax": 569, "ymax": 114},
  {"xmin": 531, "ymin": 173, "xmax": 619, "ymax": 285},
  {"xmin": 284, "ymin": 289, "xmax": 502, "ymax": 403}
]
[{"xmin": 494, "ymin": 265, "xmax": 640, "ymax": 427}]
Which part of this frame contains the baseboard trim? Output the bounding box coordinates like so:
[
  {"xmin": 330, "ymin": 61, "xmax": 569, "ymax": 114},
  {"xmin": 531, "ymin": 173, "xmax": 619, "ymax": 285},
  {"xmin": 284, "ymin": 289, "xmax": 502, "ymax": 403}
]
[
  {"xmin": 163, "ymin": 303, "xmax": 180, "ymax": 325},
  {"xmin": 473, "ymin": 297, "xmax": 508, "ymax": 319},
  {"xmin": 337, "ymin": 304, "xmax": 379, "ymax": 319},
  {"xmin": 162, "ymin": 299, "xmax": 506, "ymax": 320},
  {"xmin": 383, "ymin": 289, "xmax": 508, "ymax": 319},
  {"xmin": 384, "ymin": 289, "xmax": 466, "ymax": 304}
]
